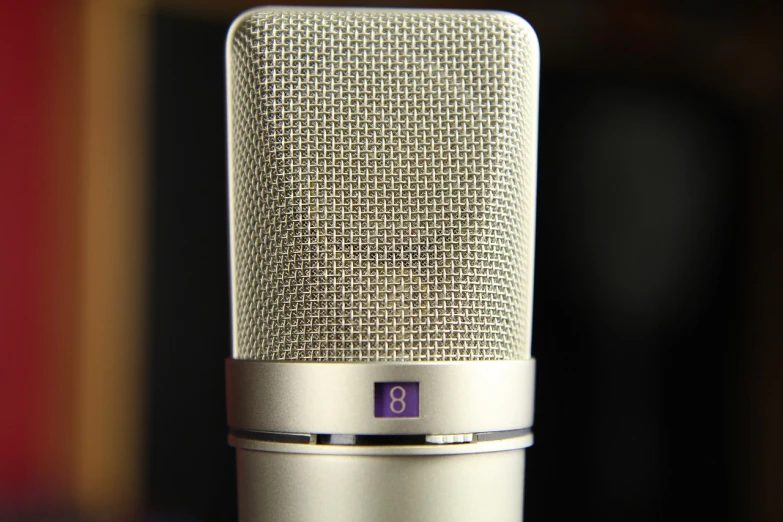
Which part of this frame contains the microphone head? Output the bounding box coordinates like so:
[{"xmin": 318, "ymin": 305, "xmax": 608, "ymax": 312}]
[{"xmin": 227, "ymin": 8, "xmax": 539, "ymax": 363}]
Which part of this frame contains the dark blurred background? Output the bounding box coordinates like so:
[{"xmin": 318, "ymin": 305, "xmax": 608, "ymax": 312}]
[{"xmin": 1, "ymin": 1, "xmax": 781, "ymax": 521}]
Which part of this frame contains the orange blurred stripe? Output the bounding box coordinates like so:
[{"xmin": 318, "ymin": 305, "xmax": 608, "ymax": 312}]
[{"xmin": 74, "ymin": 0, "xmax": 149, "ymax": 517}]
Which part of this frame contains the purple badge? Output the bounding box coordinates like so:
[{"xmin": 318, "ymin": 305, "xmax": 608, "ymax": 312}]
[{"xmin": 374, "ymin": 382, "xmax": 420, "ymax": 418}]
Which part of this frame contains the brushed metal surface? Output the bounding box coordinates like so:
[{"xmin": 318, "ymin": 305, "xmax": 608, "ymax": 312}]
[
  {"xmin": 236, "ymin": 447, "xmax": 526, "ymax": 522},
  {"xmin": 226, "ymin": 359, "xmax": 535, "ymax": 435}
]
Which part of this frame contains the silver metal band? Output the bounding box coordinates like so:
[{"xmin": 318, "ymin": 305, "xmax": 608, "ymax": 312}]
[
  {"xmin": 226, "ymin": 359, "xmax": 536, "ymax": 435},
  {"xmin": 235, "ymin": 447, "xmax": 528, "ymax": 522}
]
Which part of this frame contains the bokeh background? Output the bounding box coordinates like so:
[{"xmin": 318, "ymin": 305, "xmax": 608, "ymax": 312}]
[{"xmin": 1, "ymin": 0, "xmax": 781, "ymax": 521}]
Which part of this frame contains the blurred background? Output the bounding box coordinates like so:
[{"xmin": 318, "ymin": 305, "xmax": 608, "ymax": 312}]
[{"xmin": 1, "ymin": 0, "xmax": 781, "ymax": 521}]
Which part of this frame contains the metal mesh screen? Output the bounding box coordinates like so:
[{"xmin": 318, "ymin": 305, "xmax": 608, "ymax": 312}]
[{"xmin": 228, "ymin": 8, "xmax": 538, "ymax": 361}]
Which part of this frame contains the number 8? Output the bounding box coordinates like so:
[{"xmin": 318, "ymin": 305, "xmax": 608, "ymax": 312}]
[{"xmin": 389, "ymin": 386, "xmax": 406, "ymax": 414}]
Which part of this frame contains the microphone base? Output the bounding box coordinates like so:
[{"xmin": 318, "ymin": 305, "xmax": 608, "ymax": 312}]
[{"xmin": 235, "ymin": 445, "xmax": 526, "ymax": 522}]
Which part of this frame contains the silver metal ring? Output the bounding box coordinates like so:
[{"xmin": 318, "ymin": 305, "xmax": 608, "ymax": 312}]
[{"xmin": 226, "ymin": 359, "xmax": 536, "ymax": 435}]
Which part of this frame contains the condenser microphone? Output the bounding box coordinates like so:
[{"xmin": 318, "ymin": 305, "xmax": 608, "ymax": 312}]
[{"xmin": 225, "ymin": 7, "xmax": 539, "ymax": 521}]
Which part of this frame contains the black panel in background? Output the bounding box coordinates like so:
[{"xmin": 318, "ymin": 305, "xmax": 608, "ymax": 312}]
[
  {"xmin": 147, "ymin": 11, "xmax": 235, "ymax": 522},
  {"xmin": 145, "ymin": 8, "xmax": 745, "ymax": 522},
  {"xmin": 527, "ymin": 67, "xmax": 745, "ymax": 522}
]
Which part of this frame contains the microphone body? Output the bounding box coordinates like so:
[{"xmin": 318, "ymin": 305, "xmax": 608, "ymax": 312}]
[{"xmin": 225, "ymin": 8, "xmax": 539, "ymax": 521}]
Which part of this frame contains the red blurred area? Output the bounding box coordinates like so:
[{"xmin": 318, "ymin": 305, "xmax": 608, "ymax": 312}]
[{"xmin": 0, "ymin": 0, "xmax": 74, "ymax": 510}]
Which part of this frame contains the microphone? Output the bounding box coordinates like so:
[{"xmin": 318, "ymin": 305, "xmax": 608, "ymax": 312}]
[{"xmin": 225, "ymin": 7, "xmax": 539, "ymax": 521}]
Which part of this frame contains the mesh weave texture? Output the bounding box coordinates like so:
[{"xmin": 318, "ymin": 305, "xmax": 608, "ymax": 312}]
[{"xmin": 228, "ymin": 8, "xmax": 538, "ymax": 361}]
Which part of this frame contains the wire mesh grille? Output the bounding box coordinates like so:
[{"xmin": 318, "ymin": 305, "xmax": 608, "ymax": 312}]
[{"xmin": 228, "ymin": 8, "xmax": 538, "ymax": 361}]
